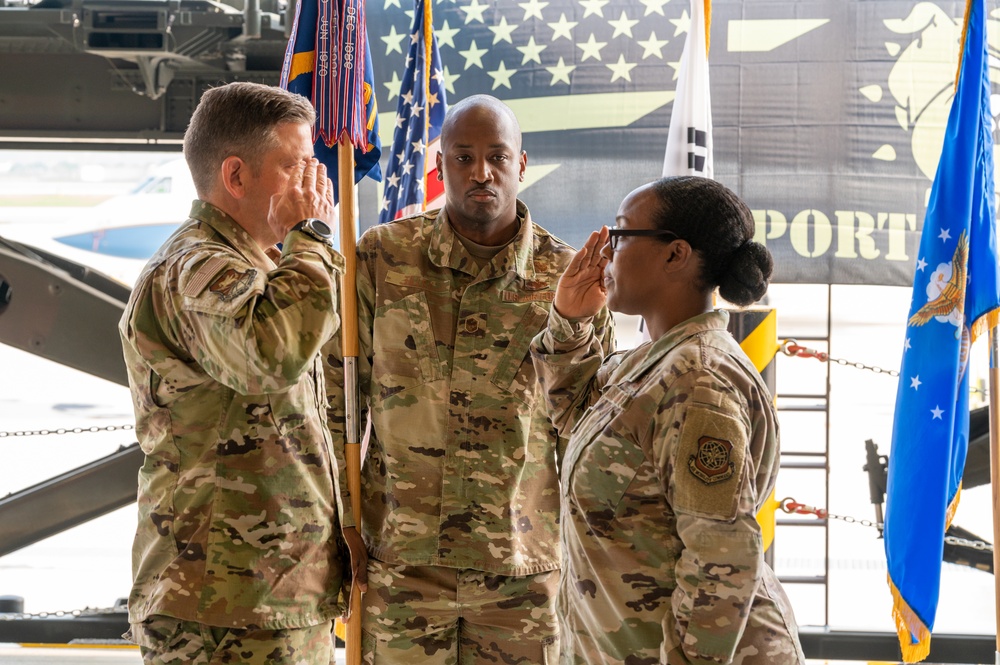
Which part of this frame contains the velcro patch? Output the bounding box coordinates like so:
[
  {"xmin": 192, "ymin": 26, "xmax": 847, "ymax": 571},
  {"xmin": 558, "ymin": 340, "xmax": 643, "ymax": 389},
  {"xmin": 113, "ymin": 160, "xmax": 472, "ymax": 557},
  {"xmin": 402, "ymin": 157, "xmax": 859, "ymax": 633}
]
[
  {"xmin": 501, "ymin": 290, "xmax": 555, "ymax": 302},
  {"xmin": 182, "ymin": 255, "xmax": 230, "ymax": 297},
  {"xmin": 384, "ymin": 270, "xmax": 450, "ymax": 292},
  {"xmin": 692, "ymin": 385, "xmax": 723, "ymax": 407},
  {"xmin": 208, "ymin": 267, "xmax": 257, "ymax": 302},
  {"xmin": 673, "ymin": 405, "xmax": 746, "ymax": 520}
]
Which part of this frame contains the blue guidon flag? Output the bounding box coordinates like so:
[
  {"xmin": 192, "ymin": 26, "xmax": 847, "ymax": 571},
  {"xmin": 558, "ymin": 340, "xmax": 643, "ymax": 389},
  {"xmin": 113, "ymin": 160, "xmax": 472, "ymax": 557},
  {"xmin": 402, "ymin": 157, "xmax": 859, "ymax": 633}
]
[
  {"xmin": 281, "ymin": 0, "xmax": 382, "ymax": 199},
  {"xmin": 884, "ymin": 0, "xmax": 1000, "ymax": 660},
  {"xmin": 379, "ymin": 0, "xmax": 448, "ymax": 223}
]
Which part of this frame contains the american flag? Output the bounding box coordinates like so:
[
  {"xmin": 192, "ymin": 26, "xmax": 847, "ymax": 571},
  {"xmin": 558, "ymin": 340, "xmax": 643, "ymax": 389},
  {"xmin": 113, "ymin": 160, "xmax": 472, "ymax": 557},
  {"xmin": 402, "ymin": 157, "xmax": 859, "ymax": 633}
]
[{"xmin": 379, "ymin": 0, "xmax": 448, "ymax": 223}]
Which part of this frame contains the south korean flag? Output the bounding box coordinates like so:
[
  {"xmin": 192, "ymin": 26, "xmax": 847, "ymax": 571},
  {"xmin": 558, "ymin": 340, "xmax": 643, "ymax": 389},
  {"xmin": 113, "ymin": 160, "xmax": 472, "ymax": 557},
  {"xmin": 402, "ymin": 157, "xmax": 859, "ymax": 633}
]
[{"xmin": 662, "ymin": 0, "xmax": 713, "ymax": 179}]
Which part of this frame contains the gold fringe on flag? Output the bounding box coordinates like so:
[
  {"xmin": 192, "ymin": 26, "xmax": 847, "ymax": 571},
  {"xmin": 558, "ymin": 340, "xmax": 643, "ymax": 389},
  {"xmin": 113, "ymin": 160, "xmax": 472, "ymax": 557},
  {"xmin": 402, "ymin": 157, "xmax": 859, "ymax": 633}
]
[
  {"xmin": 703, "ymin": 0, "xmax": 711, "ymax": 57},
  {"xmin": 970, "ymin": 307, "xmax": 1000, "ymax": 345},
  {"xmin": 945, "ymin": 484, "xmax": 962, "ymax": 530},
  {"xmin": 887, "ymin": 483, "xmax": 962, "ymax": 664},
  {"xmin": 955, "ymin": 0, "xmax": 973, "ymax": 90},
  {"xmin": 889, "ymin": 575, "xmax": 932, "ymax": 663}
]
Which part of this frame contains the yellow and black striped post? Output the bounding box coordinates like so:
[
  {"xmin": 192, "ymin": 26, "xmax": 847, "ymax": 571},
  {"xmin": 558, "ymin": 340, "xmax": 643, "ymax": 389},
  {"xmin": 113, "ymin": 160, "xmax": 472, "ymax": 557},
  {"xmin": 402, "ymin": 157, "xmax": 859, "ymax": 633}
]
[
  {"xmin": 727, "ymin": 307, "xmax": 777, "ymax": 394},
  {"xmin": 726, "ymin": 308, "xmax": 780, "ymax": 553}
]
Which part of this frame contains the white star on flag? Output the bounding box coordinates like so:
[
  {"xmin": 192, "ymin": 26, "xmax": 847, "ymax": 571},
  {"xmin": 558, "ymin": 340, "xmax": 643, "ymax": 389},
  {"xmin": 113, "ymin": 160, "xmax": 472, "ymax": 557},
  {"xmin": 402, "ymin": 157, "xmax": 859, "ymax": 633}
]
[
  {"xmin": 608, "ymin": 11, "xmax": 639, "ymax": 38},
  {"xmin": 638, "ymin": 31, "xmax": 668, "ymax": 59},
  {"xmin": 488, "ymin": 61, "xmax": 517, "ymax": 89},
  {"xmin": 548, "ymin": 13, "xmax": 577, "ymax": 40},
  {"xmin": 579, "ymin": 0, "xmax": 608, "ymax": 19},
  {"xmin": 578, "ymin": 33, "xmax": 607, "ymax": 61},
  {"xmin": 546, "ymin": 57, "xmax": 575, "ymax": 85},
  {"xmin": 607, "ymin": 54, "xmax": 637, "ymax": 82},
  {"xmin": 489, "ymin": 16, "xmax": 518, "ymax": 44},
  {"xmin": 519, "ymin": 0, "xmax": 549, "ymax": 21}
]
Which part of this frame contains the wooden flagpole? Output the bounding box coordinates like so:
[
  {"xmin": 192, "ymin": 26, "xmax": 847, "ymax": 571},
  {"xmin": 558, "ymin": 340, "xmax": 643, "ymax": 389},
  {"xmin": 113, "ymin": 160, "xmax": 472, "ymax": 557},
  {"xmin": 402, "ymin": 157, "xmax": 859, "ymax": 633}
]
[
  {"xmin": 337, "ymin": 135, "xmax": 363, "ymax": 665},
  {"xmin": 989, "ymin": 329, "xmax": 1000, "ymax": 664}
]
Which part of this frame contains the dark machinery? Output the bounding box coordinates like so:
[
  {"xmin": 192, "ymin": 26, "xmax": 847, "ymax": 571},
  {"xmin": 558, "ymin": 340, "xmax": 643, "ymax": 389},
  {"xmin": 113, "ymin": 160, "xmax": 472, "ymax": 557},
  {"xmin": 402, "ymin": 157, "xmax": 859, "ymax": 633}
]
[
  {"xmin": 0, "ymin": 0, "xmax": 291, "ymax": 148},
  {"xmin": 0, "ymin": 237, "xmax": 139, "ymax": 643},
  {"xmin": 864, "ymin": 416, "xmax": 995, "ymax": 575}
]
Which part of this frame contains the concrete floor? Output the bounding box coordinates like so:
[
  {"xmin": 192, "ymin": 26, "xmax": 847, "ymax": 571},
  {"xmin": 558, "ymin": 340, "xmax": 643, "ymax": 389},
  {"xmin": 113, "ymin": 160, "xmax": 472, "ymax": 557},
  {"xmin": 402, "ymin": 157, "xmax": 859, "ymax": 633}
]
[
  {"xmin": 0, "ymin": 645, "xmax": 140, "ymax": 664},
  {"xmin": 0, "ymin": 645, "xmax": 358, "ymax": 664}
]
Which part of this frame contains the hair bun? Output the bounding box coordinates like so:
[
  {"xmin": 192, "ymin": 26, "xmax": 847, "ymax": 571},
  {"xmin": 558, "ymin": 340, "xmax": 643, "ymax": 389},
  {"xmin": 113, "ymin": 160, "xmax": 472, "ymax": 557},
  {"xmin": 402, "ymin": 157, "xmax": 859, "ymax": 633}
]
[{"xmin": 718, "ymin": 240, "xmax": 773, "ymax": 307}]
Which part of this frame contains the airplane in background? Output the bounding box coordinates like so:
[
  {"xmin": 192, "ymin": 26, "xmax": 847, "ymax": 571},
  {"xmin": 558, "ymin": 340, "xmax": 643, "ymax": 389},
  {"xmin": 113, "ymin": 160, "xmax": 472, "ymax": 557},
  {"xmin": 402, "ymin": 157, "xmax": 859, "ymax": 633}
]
[{"xmin": 0, "ymin": 158, "xmax": 193, "ymax": 285}]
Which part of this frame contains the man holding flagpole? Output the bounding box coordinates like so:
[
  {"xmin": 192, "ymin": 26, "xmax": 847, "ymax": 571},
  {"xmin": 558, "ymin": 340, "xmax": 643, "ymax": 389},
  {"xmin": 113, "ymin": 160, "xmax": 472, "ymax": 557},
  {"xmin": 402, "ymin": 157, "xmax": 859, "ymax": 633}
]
[
  {"xmin": 347, "ymin": 92, "xmax": 615, "ymax": 664},
  {"xmin": 280, "ymin": 0, "xmax": 384, "ymax": 658},
  {"xmin": 884, "ymin": 0, "xmax": 1000, "ymax": 661}
]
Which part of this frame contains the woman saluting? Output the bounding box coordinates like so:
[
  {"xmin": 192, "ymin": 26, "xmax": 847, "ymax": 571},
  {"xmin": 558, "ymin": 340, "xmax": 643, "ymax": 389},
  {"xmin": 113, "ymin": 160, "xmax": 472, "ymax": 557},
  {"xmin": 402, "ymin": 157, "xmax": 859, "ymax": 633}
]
[{"xmin": 531, "ymin": 176, "xmax": 804, "ymax": 665}]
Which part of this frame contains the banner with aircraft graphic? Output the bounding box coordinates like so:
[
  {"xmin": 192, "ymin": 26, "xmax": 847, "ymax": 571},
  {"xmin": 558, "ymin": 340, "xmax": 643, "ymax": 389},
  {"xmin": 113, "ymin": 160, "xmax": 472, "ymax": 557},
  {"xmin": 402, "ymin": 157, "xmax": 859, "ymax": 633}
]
[{"xmin": 361, "ymin": 0, "xmax": 998, "ymax": 286}]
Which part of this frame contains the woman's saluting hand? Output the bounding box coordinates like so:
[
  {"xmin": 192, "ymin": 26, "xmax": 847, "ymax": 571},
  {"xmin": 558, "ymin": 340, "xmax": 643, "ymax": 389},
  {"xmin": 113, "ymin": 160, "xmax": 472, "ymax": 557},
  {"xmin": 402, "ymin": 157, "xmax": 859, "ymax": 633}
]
[{"xmin": 553, "ymin": 226, "xmax": 610, "ymax": 320}]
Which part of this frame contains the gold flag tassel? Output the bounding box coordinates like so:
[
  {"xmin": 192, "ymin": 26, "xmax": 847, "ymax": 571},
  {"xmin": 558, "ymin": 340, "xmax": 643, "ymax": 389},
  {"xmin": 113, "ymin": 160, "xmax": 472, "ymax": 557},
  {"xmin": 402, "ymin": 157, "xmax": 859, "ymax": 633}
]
[{"xmin": 888, "ymin": 576, "xmax": 932, "ymax": 663}]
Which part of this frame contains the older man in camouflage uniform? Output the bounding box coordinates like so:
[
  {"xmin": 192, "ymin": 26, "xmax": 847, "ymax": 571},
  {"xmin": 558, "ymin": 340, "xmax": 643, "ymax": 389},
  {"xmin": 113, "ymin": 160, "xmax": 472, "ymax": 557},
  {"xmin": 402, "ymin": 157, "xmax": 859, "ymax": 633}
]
[
  {"xmin": 119, "ymin": 82, "xmax": 363, "ymax": 665},
  {"xmin": 338, "ymin": 95, "xmax": 614, "ymax": 664}
]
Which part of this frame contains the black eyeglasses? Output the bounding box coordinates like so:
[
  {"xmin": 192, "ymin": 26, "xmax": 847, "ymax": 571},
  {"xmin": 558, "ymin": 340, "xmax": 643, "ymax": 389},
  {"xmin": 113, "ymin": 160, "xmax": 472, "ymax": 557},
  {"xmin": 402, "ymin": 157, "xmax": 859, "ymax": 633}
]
[{"xmin": 607, "ymin": 227, "xmax": 680, "ymax": 251}]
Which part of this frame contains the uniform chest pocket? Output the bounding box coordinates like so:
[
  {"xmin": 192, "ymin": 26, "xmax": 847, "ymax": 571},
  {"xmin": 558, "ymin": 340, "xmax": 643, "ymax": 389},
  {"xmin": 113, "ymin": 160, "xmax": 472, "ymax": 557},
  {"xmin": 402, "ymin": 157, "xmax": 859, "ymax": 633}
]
[
  {"xmin": 489, "ymin": 302, "xmax": 549, "ymax": 405},
  {"xmin": 564, "ymin": 385, "xmax": 644, "ymax": 525},
  {"xmin": 372, "ymin": 291, "xmax": 442, "ymax": 395},
  {"xmin": 568, "ymin": 433, "xmax": 646, "ymax": 527}
]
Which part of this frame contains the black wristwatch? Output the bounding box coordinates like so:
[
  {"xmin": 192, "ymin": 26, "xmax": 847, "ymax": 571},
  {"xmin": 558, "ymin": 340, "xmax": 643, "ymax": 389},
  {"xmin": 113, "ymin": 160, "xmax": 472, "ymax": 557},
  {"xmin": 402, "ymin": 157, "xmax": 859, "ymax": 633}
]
[{"xmin": 292, "ymin": 218, "xmax": 333, "ymax": 244}]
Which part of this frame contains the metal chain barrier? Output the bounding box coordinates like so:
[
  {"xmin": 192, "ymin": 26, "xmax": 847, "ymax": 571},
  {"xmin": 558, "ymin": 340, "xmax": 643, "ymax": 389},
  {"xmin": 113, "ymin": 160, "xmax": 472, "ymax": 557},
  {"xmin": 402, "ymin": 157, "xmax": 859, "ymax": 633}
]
[
  {"xmin": 779, "ymin": 497, "xmax": 881, "ymax": 529},
  {"xmin": 780, "ymin": 338, "xmax": 989, "ymax": 396},
  {"xmin": 0, "ymin": 606, "xmax": 125, "ymax": 621},
  {"xmin": 944, "ymin": 534, "xmax": 994, "ymax": 552},
  {"xmin": 779, "ymin": 339, "xmax": 899, "ymax": 377},
  {"xmin": 778, "ymin": 497, "xmax": 994, "ymax": 552},
  {"xmin": 0, "ymin": 424, "xmax": 134, "ymax": 438}
]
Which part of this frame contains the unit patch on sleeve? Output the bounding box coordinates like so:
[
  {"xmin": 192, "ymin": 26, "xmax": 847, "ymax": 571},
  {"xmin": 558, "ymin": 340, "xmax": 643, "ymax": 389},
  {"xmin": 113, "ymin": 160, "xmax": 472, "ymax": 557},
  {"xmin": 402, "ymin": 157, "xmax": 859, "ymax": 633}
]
[
  {"xmin": 673, "ymin": 404, "xmax": 747, "ymax": 520},
  {"xmin": 689, "ymin": 436, "xmax": 735, "ymax": 484},
  {"xmin": 209, "ymin": 268, "xmax": 257, "ymax": 302}
]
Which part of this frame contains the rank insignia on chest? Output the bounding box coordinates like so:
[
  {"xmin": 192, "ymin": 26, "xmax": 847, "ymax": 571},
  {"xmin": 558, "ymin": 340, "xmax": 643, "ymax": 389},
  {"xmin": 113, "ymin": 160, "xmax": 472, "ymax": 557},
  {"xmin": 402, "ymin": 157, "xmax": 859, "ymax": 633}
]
[
  {"xmin": 209, "ymin": 268, "xmax": 256, "ymax": 301},
  {"xmin": 688, "ymin": 436, "xmax": 735, "ymax": 484}
]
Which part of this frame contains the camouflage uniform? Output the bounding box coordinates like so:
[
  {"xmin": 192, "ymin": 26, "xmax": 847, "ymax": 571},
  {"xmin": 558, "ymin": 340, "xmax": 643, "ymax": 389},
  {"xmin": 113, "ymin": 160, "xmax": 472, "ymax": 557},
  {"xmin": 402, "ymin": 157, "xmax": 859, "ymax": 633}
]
[
  {"xmin": 531, "ymin": 309, "xmax": 804, "ymax": 665},
  {"xmin": 119, "ymin": 201, "xmax": 352, "ymax": 647},
  {"xmin": 341, "ymin": 201, "xmax": 614, "ymax": 663},
  {"xmin": 131, "ymin": 615, "xmax": 333, "ymax": 664}
]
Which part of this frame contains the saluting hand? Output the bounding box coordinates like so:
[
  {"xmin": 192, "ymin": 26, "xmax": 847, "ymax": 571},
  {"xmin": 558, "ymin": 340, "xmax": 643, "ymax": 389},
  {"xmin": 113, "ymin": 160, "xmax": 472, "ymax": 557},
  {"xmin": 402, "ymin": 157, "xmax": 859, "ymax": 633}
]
[
  {"xmin": 553, "ymin": 226, "xmax": 609, "ymax": 320},
  {"xmin": 267, "ymin": 158, "xmax": 337, "ymax": 240}
]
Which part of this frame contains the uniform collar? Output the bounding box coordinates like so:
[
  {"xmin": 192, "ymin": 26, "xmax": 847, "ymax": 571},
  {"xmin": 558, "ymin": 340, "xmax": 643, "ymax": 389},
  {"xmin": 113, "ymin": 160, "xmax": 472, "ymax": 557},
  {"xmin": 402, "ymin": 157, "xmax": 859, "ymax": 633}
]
[
  {"xmin": 427, "ymin": 200, "xmax": 537, "ymax": 280},
  {"xmin": 625, "ymin": 310, "xmax": 731, "ymax": 380},
  {"xmin": 188, "ymin": 200, "xmax": 278, "ymax": 270}
]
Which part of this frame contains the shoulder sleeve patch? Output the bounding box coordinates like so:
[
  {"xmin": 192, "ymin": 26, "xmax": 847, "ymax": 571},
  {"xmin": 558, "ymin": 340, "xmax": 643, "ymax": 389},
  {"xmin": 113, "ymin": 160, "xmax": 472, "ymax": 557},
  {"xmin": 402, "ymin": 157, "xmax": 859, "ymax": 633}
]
[
  {"xmin": 207, "ymin": 267, "xmax": 257, "ymax": 302},
  {"xmin": 182, "ymin": 255, "xmax": 232, "ymax": 298},
  {"xmin": 179, "ymin": 254, "xmax": 264, "ymax": 317},
  {"xmin": 672, "ymin": 404, "xmax": 747, "ymax": 521}
]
